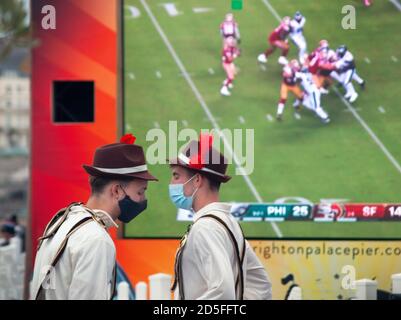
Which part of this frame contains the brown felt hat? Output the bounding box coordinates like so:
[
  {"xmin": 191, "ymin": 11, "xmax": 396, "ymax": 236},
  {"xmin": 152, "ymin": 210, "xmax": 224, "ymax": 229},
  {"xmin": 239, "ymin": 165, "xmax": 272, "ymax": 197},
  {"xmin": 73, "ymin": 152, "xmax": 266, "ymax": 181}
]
[
  {"xmin": 169, "ymin": 135, "xmax": 231, "ymax": 183},
  {"xmin": 83, "ymin": 134, "xmax": 158, "ymax": 181}
]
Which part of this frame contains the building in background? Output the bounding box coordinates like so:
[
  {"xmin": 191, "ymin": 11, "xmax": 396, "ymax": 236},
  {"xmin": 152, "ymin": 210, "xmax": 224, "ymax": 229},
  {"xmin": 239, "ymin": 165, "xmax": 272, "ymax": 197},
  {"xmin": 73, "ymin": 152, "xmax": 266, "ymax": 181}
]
[
  {"xmin": 0, "ymin": 48, "xmax": 30, "ymax": 154},
  {"xmin": 0, "ymin": 47, "xmax": 30, "ymax": 220}
]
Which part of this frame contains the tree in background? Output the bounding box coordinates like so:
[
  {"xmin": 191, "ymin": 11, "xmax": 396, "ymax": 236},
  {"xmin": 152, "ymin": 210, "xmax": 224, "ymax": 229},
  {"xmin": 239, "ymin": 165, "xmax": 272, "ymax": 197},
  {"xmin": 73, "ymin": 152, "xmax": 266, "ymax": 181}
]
[{"xmin": 0, "ymin": 0, "xmax": 32, "ymax": 62}]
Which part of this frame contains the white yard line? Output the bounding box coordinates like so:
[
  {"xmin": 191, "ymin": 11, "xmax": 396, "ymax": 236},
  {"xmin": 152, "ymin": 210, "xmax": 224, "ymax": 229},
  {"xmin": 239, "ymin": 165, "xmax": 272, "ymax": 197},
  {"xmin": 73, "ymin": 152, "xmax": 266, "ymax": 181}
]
[
  {"xmin": 389, "ymin": 0, "xmax": 401, "ymax": 11},
  {"xmin": 391, "ymin": 56, "xmax": 398, "ymax": 63},
  {"xmin": 378, "ymin": 106, "xmax": 386, "ymax": 114},
  {"xmin": 156, "ymin": 71, "xmax": 162, "ymax": 79},
  {"xmin": 128, "ymin": 72, "xmax": 135, "ymax": 80},
  {"xmin": 141, "ymin": 0, "xmax": 283, "ymax": 237},
  {"xmin": 261, "ymin": 0, "xmax": 282, "ymax": 21},
  {"xmin": 294, "ymin": 112, "xmax": 301, "ymax": 120},
  {"xmin": 364, "ymin": 57, "xmax": 371, "ymax": 64},
  {"xmin": 342, "ymin": 107, "xmax": 362, "ymax": 112},
  {"xmin": 178, "ymin": 71, "xmax": 195, "ymax": 77},
  {"xmin": 153, "ymin": 121, "xmax": 160, "ymax": 128},
  {"xmin": 182, "ymin": 120, "xmax": 188, "ymax": 127},
  {"xmin": 262, "ymin": 0, "xmax": 401, "ymax": 177},
  {"xmin": 204, "ymin": 117, "xmax": 221, "ymax": 122},
  {"xmin": 259, "ymin": 64, "xmax": 267, "ymax": 71},
  {"xmin": 266, "ymin": 114, "xmax": 274, "ymax": 122},
  {"xmin": 208, "ymin": 68, "xmax": 215, "ymax": 75},
  {"xmin": 239, "ymin": 116, "xmax": 245, "ymax": 124}
]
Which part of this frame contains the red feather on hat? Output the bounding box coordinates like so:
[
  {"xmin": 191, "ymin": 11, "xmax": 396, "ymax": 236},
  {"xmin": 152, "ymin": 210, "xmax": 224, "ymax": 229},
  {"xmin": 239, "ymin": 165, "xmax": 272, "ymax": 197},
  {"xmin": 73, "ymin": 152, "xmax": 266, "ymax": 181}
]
[
  {"xmin": 120, "ymin": 133, "xmax": 136, "ymax": 144},
  {"xmin": 189, "ymin": 133, "xmax": 213, "ymax": 169}
]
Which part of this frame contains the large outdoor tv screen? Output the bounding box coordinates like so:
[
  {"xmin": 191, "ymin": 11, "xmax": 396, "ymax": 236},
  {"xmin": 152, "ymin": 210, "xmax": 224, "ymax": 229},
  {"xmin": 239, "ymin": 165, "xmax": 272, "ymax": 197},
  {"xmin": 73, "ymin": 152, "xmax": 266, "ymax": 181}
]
[{"xmin": 122, "ymin": 0, "xmax": 401, "ymax": 239}]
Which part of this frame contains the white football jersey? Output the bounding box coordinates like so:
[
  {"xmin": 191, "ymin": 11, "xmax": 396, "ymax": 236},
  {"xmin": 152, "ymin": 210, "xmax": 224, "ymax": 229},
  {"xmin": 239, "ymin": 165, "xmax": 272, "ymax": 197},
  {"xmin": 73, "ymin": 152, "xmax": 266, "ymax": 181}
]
[
  {"xmin": 335, "ymin": 51, "xmax": 354, "ymax": 69},
  {"xmin": 296, "ymin": 71, "xmax": 316, "ymax": 93},
  {"xmin": 290, "ymin": 17, "xmax": 306, "ymax": 35}
]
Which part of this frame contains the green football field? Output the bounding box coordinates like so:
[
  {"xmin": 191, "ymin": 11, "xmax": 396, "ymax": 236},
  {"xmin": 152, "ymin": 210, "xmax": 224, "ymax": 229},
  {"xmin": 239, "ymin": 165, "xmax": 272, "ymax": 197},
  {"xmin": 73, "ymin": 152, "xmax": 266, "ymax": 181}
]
[{"xmin": 123, "ymin": 0, "xmax": 401, "ymax": 239}]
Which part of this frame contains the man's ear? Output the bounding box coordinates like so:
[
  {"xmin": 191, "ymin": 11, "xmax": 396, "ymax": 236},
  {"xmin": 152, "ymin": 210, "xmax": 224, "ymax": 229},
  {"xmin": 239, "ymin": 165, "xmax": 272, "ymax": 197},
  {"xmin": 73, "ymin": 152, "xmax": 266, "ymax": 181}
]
[
  {"xmin": 194, "ymin": 174, "xmax": 203, "ymax": 188},
  {"xmin": 110, "ymin": 182, "xmax": 121, "ymax": 200}
]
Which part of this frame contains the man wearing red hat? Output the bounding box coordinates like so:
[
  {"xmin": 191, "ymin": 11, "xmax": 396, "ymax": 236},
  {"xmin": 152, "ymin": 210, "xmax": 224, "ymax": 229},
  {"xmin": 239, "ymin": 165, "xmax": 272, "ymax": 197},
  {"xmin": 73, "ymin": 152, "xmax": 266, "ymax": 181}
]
[
  {"xmin": 31, "ymin": 134, "xmax": 157, "ymax": 300},
  {"xmin": 169, "ymin": 134, "xmax": 271, "ymax": 300}
]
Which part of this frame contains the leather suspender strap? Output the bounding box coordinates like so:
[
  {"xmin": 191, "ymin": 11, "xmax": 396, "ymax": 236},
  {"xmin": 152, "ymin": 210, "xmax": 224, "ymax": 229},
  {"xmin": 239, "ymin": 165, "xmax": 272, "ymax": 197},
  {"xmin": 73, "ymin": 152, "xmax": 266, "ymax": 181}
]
[
  {"xmin": 200, "ymin": 214, "xmax": 245, "ymax": 300},
  {"xmin": 110, "ymin": 263, "xmax": 117, "ymax": 300},
  {"xmin": 35, "ymin": 216, "xmax": 93, "ymax": 300},
  {"xmin": 176, "ymin": 245, "xmax": 186, "ymax": 300},
  {"xmin": 173, "ymin": 214, "xmax": 246, "ymax": 300},
  {"xmin": 237, "ymin": 220, "xmax": 246, "ymax": 271},
  {"xmin": 171, "ymin": 224, "xmax": 191, "ymax": 299},
  {"xmin": 35, "ymin": 204, "xmax": 117, "ymax": 300},
  {"xmin": 37, "ymin": 202, "xmax": 83, "ymax": 251}
]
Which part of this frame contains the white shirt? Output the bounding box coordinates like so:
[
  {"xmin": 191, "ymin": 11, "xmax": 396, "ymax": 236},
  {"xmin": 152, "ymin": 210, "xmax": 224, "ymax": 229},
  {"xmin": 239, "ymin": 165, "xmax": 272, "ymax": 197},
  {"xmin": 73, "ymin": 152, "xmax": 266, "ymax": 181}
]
[
  {"xmin": 296, "ymin": 71, "xmax": 317, "ymax": 93},
  {"xmin": 178, "ymin": 202, "xmax": 272, "ymax": 300},
  {"xmin": 290, "ymin": 17, "xmax": 306, "ymax": 35},
  {"xmin": 335, "ymin": 51, "xmax": 354, "ymax": 69},
  {"xmin": 31, "ymin": 205, "xmax": 118, "ymax": 300}
]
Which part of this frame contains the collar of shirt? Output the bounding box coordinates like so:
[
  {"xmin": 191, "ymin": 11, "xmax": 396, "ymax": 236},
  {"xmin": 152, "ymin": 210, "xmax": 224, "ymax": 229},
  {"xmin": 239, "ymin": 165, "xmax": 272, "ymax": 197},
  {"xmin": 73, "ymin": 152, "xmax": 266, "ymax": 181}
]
[
  {"xmin": 193, "ymin": 202, "xmax": 232, "ymax": 222},
  {"xmin": 70, "ymin": 205, "xmax": 119, "ymax": 229}
]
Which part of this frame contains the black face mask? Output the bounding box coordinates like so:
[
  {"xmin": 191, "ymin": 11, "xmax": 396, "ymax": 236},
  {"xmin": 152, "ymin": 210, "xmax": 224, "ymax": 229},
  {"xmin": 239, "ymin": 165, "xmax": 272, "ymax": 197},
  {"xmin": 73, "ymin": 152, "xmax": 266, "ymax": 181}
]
[{"xmin": 118, "ymin": 188, "xmax": 147, "ymax": 223}]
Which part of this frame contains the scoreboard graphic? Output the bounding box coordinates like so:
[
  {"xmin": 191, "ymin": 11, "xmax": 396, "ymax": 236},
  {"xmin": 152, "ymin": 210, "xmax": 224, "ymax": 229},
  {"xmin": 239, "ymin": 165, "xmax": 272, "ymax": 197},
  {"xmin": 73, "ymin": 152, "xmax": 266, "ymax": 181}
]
[
  {"xmin": 176, "ymin": 203, "xmax": 401, "ymax": 223},
  {"xmin": 231, "ymin": 203, "xmax": 313, "ymax": 222},
  {"xmin": 313, "ymin": 203, "xmax": 401, "ymax": 222}
]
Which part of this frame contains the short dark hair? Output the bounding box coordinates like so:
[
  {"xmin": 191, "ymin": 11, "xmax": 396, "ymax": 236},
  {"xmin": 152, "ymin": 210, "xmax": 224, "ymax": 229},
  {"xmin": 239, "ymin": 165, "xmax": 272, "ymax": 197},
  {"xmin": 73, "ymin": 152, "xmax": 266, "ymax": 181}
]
[
  {"xmin": 207, "ymin": 177, "xmax": 221, "ymax": 192},
  {"xmin": 88, "ymin": 176, "xmax": 133, "ymax": 195}
]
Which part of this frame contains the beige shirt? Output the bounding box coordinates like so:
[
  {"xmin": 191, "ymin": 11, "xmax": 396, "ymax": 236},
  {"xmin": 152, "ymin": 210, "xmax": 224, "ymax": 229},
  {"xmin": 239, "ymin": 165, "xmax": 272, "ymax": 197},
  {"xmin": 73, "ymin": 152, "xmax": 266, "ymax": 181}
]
[
  {"xmin": 178, "ymin": 202, "xmax": 272, "ymax": 300},
  {"xmin": 31, "ymin": 205, "xmax": 118, "ymax": 300}
]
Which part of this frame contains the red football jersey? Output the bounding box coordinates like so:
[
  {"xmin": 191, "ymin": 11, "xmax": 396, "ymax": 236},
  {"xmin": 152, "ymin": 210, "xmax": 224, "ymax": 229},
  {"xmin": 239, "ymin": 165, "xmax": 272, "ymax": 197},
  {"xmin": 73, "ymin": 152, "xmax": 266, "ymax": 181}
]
[
  {"xmin": 282, "ymin": 65, "xmax": 297, "ymax": 86},
  {"xmin": 308, "ymin": 53, "xmax": 335, "ymax": 75},
  {"xmin": 222, "ymin": 46, "xmax": 239, "ymax": 64},
  {"xmin": 269, "ymin": 24, "xmax": 289, "ymax": 42},
  {"xmin": 308, "ymin": 54, "xmax": 320, "ymax": 74}
]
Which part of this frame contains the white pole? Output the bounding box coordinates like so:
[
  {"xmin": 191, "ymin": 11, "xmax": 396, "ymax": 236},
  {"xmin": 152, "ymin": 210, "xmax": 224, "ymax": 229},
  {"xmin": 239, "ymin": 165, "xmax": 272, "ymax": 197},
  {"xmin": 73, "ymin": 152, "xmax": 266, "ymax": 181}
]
[
  {"xmin": 135, "ymin": 281, "xmax": 148, "ymax": 300},
  {"xmin": 149, "ymin": 273, "xmax": 172, "ymax": 300},
  {"xmin": 391, "ymin": 273, "xmax": 401, "ymax": 294},
  {"xmin": 117, "ymin": 282, "xmax": 129, "ymax": 300},
  {"xmin": 354, "ymin": 279, "xmax": 377, "ymax": 300}
]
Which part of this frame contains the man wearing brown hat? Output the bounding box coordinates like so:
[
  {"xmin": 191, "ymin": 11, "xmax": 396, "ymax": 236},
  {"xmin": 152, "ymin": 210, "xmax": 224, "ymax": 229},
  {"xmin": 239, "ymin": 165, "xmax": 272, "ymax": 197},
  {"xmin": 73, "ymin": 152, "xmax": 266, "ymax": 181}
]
[
  {"xmin": 31, "ymin": 134, "xmax": 157, "ymax": 300},
  {"xmin": 169, "ymin": 134, "xmax": 272, "ymax": 300}
]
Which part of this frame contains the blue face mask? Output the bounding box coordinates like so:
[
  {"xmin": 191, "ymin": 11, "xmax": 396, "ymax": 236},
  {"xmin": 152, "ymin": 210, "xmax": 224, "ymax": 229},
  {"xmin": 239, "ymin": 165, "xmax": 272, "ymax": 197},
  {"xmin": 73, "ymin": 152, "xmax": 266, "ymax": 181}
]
[
  {"xmin": 168, "ymin": 175, "xmax": 199, "ymax": 210},
  {"xmin": 118, "ymin": 186, "xmax": 147, "ymax": 223}
]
